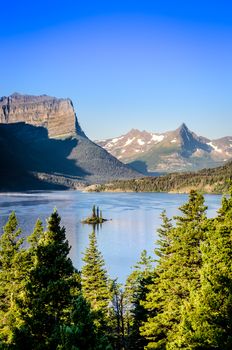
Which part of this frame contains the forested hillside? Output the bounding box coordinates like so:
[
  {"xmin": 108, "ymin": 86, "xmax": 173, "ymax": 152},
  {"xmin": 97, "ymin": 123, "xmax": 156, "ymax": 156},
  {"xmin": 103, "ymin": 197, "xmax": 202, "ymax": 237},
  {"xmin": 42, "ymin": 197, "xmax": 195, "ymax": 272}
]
[{"xmin": 95, "ymin": 160, "xmax": 232, "ymax": 194}]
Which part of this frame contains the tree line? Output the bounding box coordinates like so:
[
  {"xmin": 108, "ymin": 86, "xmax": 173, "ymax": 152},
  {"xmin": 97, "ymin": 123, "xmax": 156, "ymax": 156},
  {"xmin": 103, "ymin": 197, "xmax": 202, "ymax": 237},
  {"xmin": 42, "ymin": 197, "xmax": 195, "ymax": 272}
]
[
  {"xmin": 0, "ymin": 188, "xmax": 232, "ymax": 349},
  {"xmin": 96, "ymin": 160, "xmax": 232, "ymax": 193}
]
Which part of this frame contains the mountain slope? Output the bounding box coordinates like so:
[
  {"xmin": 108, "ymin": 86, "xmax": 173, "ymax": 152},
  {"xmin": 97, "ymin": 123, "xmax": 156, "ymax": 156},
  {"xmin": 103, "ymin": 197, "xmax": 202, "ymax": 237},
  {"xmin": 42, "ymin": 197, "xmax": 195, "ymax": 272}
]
[
  {"xmin": 97, "ymin": 124, "xmax": 232, "ymax": 174},
  {"xmin": 0, "ymin": 93, "xmax": 140, "ymax": 190},
  {"xmin": 93, "ymin": 160, "xmax": 232, "ymax": 194}
]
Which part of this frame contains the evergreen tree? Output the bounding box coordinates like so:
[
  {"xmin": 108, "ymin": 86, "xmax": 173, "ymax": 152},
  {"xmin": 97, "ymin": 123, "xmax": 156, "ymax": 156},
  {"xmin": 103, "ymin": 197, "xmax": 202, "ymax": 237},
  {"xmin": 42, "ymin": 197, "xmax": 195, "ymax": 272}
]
[
  {"xmin": 92, "ymin": 205, "xmax": 96, "ymax": 218},
  {"xmin": 100, "ymin": 210, "xmax": 103, "ymax": 223},
  {"xmin": 27, "ymin": 219, "xmax": 44, "ymax": 250},
  {"xmin": 171, "ymin": 190, "xmax": 232, "ymax": 349},
  {"xmin": 125, "ymin": 250, "xmax": 154, "ymax": 350},
  {"xmin": 15, "ymin": 210, "xmax": 77, "ymax": 349},
  {"xmin": 0, "ymin": 212, "xmax": 24, "ymax": 344},
  {"xmin": 81, "ymin": 230, "xmax": 112, "ymax": 347},
  {"xmin": 82, "ymin": 230, "xmax": 111, "ymax": 316},
  {"xmin": 155, "ymin": 210, "xmax": 173, "ymax": 259},
  {"xmin": 141, "ymin": 191, "xmax": 207, "ymax": 349},
  {"xmin": 58, "ymin": 294, "xmax": 97, "ymax": 350}
]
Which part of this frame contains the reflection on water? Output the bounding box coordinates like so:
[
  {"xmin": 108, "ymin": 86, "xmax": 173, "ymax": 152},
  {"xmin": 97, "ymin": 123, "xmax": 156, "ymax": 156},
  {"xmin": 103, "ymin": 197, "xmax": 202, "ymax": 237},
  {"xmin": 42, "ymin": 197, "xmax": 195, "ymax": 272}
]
[{"xmin": 0, "ymin": 191, "xmax": 222, "ymax": 283}]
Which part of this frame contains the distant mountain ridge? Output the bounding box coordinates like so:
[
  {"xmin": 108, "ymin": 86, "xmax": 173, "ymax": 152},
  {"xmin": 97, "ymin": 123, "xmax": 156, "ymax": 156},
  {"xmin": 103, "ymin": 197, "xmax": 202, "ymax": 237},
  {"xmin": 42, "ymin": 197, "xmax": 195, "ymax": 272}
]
[
  {"xmin": 96, "ymin": 124, "xmax": 232, "ymax": 174},
  {"xmin": 0, "ymin": 93, "xmax": 140, "ymax": 190}
]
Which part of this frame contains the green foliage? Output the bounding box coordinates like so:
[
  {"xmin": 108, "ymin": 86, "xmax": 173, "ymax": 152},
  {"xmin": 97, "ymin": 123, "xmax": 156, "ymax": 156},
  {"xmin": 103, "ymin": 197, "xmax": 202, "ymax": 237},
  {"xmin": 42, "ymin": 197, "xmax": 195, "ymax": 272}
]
[
  {"xmin": 97, "ymin": 161, "xmax": 232, "ymax": 194},
  {"xmin": 82, "ymin": 230, "xmax": 112, "ymax": 321},
  {"xmin": 0, "ymin": 212, "xmax": 25, "ymax": 344},
  {"xmin": 14, "ymin": 210, "xmax": 78, "ymax": 349},
  {"xmin": 170, "ymin": 190, "xmax": 232, "ymax": 349},
  {"xmin": 141, "ymin": 191, "xmax": 208, "ymax": 349},
  {"xmin": 92, "ymin": 205, "xmax": 96, "ymax": 218},
  {"xmin": 81, "ymin": 230, "xmax": 113, "ymax": 349},
  {"xmin": 2, "ymin": 188, "xmax": 232, "ymax": 349},
  {"xmin": 124, "ymin": 250, "xmax": 154, "ymax": 350},
  {"xmin": 82, "ymin": 206, "xmax": 107, "ymax": 224},
  {"xmin": 58, "ymin": 294, "xmax": 97, "ymax": 350}
]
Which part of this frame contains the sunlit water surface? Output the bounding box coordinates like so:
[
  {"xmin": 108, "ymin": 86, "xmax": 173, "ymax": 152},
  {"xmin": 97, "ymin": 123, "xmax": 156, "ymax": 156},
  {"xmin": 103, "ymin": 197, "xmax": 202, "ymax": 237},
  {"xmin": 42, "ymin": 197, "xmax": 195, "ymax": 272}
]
[{"xmin": 0, "ymin": 191, "xmax": 222, "ymax": 283}]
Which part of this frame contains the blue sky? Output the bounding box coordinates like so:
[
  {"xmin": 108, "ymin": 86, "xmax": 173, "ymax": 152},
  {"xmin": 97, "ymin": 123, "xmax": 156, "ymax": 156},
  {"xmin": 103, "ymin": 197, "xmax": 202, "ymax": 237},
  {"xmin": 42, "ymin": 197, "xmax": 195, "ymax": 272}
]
[{"xmin": 1, "ymin": 0, "xmax": 232, "ymax": 139}]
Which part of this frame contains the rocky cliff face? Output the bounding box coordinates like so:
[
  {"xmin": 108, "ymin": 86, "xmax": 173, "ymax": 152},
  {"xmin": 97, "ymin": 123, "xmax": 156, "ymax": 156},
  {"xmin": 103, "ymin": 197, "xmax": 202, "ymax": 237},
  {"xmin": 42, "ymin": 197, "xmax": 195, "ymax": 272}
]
[
  {"xmin": 0, "ymin": 93, "xmax": 84, "ymax": 138},
  {"xmin": 0, "ymin": 93, "xmax": 140, "ymax": 189}
]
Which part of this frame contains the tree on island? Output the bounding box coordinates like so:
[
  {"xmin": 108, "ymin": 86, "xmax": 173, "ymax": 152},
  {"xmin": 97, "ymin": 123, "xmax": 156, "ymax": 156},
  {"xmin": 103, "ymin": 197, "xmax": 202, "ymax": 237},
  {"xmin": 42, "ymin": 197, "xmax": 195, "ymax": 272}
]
[{"xmin": 82, "ymin": 205, "xmax": 108, "ymax": 225}]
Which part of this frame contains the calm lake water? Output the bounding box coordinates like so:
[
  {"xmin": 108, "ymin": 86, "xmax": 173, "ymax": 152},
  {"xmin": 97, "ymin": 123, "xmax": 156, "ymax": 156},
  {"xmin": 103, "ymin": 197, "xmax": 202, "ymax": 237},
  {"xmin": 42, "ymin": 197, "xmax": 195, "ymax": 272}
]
[{"xmin": 0, "ymin": 191, "xmax": 222, "ymax": 283}]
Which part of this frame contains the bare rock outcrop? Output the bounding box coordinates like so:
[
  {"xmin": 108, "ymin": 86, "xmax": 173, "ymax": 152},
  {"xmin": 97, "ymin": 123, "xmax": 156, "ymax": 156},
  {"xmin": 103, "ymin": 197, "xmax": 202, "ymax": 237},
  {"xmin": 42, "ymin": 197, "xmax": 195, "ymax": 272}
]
[{"xmin": 0, "ymin": 93, "xmax": 84, "ymax": 139}]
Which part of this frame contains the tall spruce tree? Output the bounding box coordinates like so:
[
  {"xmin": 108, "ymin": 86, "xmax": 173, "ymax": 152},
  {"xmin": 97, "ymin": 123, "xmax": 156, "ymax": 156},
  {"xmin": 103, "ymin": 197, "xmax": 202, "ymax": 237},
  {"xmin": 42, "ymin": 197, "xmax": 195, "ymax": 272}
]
[
  {"xmin": 125, "ymin": 250, "xmax": 154, "ymax": 350},
  {"xmin": 14, "ymin": 210, "xmax": 77, "ymax": 349},
  {"xmin": 81, "ymin": 230, "xmax": 113, "ymax": 348},
  {"xmin": 141, "ymin": 190, "xmax": 207, "ymax": 349},
  {"xmin": 0, "ymin": 212, "xmax": 25, "ymax": 344},
  {"xmin": 82, "ymin": 230, "xmax": 111, "ymax": 317},
  {"xmin": 171, "ymin": 189, "xmax": 232, "ymax": 349}
]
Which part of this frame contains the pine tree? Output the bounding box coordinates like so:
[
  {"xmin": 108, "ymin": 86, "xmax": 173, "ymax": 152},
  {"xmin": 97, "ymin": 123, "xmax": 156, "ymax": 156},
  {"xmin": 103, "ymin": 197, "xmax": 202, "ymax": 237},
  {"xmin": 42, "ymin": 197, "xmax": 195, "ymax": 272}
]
[
  {"xmin": 58, "ymin": 294, "xmax": 97, "ymax": 350},
  {"xmin": 155, "ymin": 210, "xmax": 173, "ymax": 259},
  {"xmin": 141, "ymin": 191, "xmax": 207, "ymax": 349},
  {"xmin": 15, "ymin": 210, "xmax": 77, "ymax": 349},
  {"xmin": 100, "ymin": 210, "xmax": 103, "ymax": 223},
  {"xmin": 125, "ymin": 250, "xmax": 154, "ymax": 350},
  {"xmin": 27, "ymin": 219, "xmax": 44, "ymax": 250},
  {"xmin": 171, "ymin": 190, "xmax": 232, "ymax": 349},
  {"xmin": 0, "ymin": 212, "xmax": 25, "ymax": 344},
  {"xmin": 92, "ymin": 205, "xmax": 96, "ymax": 218},
  {"xmin": 81, "ymin": 230, "xmax": 113, "ymax": 348},
  {"xmin": 82, "ymin": 230, "xmax": 111, "ymax": 319}
]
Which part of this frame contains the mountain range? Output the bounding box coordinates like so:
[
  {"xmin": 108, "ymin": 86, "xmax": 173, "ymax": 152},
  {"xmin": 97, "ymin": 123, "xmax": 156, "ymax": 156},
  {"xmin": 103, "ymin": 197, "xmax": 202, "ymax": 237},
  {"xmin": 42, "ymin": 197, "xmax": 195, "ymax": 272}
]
[
  {"xmin": 96, "ymin": 124, "xmax": 232, "ymax": 174},
  {"xmin": 0, "ymin": 93, "xmax": 139, "ymax": 191}
]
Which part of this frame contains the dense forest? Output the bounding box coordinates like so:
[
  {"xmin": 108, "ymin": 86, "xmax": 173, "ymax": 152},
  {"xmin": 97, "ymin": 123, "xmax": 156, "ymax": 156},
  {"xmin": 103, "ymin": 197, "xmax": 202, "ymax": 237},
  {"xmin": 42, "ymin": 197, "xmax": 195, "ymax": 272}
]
[
  {"xmin": 94, "ymin": 160, "xmax": 232, "ymax": 194},
  {"xmin": 1, "ymin": 188, "xmax": 232, "ymax": 349}
]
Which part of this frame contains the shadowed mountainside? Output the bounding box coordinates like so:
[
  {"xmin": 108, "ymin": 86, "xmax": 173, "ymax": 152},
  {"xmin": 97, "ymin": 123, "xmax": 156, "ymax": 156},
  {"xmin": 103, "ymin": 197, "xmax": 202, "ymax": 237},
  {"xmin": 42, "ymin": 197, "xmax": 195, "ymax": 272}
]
[{"xmin": 0, "ymin": 122, "xmax": 139, "ymax": 191}]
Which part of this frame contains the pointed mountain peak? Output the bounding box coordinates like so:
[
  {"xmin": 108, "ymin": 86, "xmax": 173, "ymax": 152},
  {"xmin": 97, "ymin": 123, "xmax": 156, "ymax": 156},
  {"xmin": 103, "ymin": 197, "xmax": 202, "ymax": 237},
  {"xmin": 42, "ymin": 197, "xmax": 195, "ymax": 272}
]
[{"xmin": 178, "ymin": 123, "xmax": 189, "ymax": 131}]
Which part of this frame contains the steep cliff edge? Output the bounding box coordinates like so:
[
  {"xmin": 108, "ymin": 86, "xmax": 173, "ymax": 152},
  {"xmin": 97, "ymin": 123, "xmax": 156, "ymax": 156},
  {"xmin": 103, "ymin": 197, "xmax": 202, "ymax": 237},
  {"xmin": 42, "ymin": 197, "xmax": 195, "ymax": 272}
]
[
  {"xmin": 0, "ymin": 93, "xmax": 85, "ymax": 139},
  {"xmin": 0, "ymin": 93, "xmax": 140, "ymax": 190}
]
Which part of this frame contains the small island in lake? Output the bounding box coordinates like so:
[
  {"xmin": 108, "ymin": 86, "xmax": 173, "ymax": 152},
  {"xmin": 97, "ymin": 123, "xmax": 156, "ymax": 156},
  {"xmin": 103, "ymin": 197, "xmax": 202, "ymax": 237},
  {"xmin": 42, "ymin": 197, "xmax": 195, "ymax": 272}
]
[{"xmin": 82, "ymin": 205, "xmax": 108, "ymax": 224}]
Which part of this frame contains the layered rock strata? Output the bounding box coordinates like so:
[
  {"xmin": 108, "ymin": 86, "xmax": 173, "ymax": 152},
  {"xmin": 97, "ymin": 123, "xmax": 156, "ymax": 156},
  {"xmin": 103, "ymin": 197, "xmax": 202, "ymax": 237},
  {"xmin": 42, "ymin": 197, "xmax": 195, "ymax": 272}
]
[{"xmin": 0, "ymin": 93, "xmax": 84, "ymax": 138}]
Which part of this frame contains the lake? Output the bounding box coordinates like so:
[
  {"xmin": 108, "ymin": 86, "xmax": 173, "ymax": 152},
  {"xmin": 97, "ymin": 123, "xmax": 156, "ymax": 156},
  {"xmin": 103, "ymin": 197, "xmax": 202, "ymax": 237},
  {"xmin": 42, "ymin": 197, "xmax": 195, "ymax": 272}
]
[{"xmin": 0, "ymin": 191, "xmax": 222, "ymax": 283}]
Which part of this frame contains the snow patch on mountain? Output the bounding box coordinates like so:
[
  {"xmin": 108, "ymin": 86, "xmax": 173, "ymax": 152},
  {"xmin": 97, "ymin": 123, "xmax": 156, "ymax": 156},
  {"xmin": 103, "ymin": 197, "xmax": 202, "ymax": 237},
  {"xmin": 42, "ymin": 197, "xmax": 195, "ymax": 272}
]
[
  {"xmin": 207, "ymin": 142, "xmax": 223, "ymax": 153},
  {"xmin": 124, "ymin": 137, "xmax": 135, "ymax": 146},
  {"xmin": 151, "ymin": 134, "xmax": 164, "ymax": 142},
  {"xmin": 137, "ymin": 139, "xmax": 145, "ymax": 145}
]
